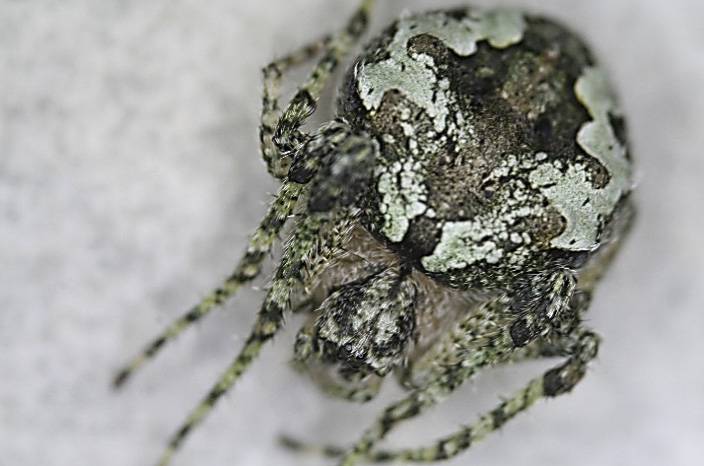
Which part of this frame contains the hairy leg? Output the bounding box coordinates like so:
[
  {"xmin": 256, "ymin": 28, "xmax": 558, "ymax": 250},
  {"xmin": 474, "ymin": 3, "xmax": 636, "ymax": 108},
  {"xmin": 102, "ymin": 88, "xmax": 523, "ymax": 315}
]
[
  {"xmin": 334, "ymin": 269, "xmax": 576, "ymax": 466},
  {"xmin": 113, "ymin": 180, "xmax": 307, "ymax": 388},
  {"xmin": 272, "ymin": 0, "xmax": 374, "ymax": 158},
  {"xmin": 155, "ymin": 210, "xmax": 356, "ymax": 466},
  {"xmin": 112, "ymin": 115, "xmax": 372, "ymax": 388},
  {"xmin": 151, "ymin": 109, "xmax": 379, "ymax": 463},
  {"xmin": 284, "ymin": 327, "xmax": 598, "ymax": 464},
  {"xmin": 260, "ymin": 36, "xmax": 331, "ymax": 178},
  {"xmin": 279, "ymin": 336, "xmax": 553, "ymax": 458},
  {"xmin": 398, "ymin": 298, "xmax": 520, "ymax": 390},
  {"xmin": 115, "ymin": 0, "xmax": 375, "ymax": 389},
  {"xmin": 344, "ymin": 327, "xmax": 600, "ymax": 464},
  {"xmin": 283, "ymin": 282, "xmax": 589, "ymax": 464},
  {"xmin": 374, "ymin": 328, "xmax": 598, "ymax": 463},
  {"xmin": 281, "ymin": 297, "xmax": 524, "ymax": 456}
]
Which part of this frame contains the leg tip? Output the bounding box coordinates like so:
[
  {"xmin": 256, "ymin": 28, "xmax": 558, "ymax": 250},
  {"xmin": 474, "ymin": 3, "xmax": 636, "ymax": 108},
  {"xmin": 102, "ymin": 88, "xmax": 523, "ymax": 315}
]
[
  {"xmin": 278, "ymin": 434, "xmax": 304, "ymax": 451},
  {"xmin": 111, "ymin": 369, "xmax": 130, "ymax": 390}
]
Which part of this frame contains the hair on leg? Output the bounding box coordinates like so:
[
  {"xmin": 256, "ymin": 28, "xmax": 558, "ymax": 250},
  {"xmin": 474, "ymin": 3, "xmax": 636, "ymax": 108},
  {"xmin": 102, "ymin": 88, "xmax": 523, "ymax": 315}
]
[
  {"xmin": 113, "ymin": 180, "xmax": 307, "ymax": 388},
  {"xmin": 272, "ymin": 0, "xmax": 374, "ymax": 158},
  {"xmin": 260, "ymin": 36, "xmax": 332, "ymax": 178},
  {"xmin": 155, "ymin": 209, "xmax": 357, "ymax": 466},
  {"xmin": 355, "ymin": 328, "xmax": 600, "ymax": 464},
  {"xmin": 334, "ymin": 269, "xmax": 577, "ymax": 466}
]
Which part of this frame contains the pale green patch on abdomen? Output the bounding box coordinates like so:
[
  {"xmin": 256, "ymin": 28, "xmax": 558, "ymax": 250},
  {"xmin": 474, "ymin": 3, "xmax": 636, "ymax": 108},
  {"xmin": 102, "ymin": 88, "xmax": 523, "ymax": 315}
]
[
  {"xmin": 529, "ymin": 67, "xmax": 632, "ymax": 251},
  {"xmin": 377, "ymin": 159, "xmax": 431, "ymax": 242},
  {"xmin": 357, "ymin": 9, "xmax": 525, "ymax": 132}
]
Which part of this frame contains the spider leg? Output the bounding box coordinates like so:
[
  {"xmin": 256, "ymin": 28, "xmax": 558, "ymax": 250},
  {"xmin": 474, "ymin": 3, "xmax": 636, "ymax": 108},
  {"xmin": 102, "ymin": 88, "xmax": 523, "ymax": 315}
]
[
  {"xmin": 115, "ymin": 0, "xmax": 374, "ymax": 390},
  {"xmin": 398, "ymin": 298, "xmax": 524, "ymax": 391},
  {"xmin": 152, "ymin": 109, "xmax": 379, "ymax": 464},
  {"xmin": 293, "ymin": 320, "xmax": 384, "ymax": 403},
  {"xmin": 332, "ymin": 305, "xmax": 519, "ymax": 466},
  {"xmin": 112, "ymin": 181, "xmax": 307, "ymax": 388},
  {"xmin": 279, "ymin": 337, "xmax": 553, "ymax": 458},
  {"xmin": 260, "ymin": 36, "xmax": 332, "ymax": 178},
  {"xmin": 155, "ymin": 210, "xmax": 356, "ymax": 466},
  {"xmin": 279, "ymin": 298, "xmax": 521, "ymax": 456},
  {"xmin": 334, "ymin": 269, "xmax": 577, "ymax": 466},
  {"xmin": 284, "ymin": 326, "xmax": 599, "ymax": 464},
  {"xmin": 283, "ymin": 202, "xmax": 631, "ymax": 463},
  {"xmin": 282, "ymin": 279, "xmax": 584, "ymax": 464},
  {"xmin": 272, "ymin": 0, "xmax": 374, "ymax": 158},
  {"xmin": 371, "ymin": 327, "xmax": 600, "ymax": 464},
  {"xmin": 113, "ymin": 116, "xmax": 369, "ymax": 389}
]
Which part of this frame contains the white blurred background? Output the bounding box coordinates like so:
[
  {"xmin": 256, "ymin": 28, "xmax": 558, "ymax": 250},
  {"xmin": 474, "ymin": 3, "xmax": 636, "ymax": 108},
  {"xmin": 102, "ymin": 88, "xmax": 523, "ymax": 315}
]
[{"xmin": 1, "ymin": 1, "xmax": 703, "ymax": 465}]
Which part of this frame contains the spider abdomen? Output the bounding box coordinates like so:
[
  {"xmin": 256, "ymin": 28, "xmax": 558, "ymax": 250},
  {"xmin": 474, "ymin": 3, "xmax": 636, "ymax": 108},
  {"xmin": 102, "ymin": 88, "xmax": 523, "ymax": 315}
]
[{"xmin": 339, "ymin": 8, "xmax": 633, "ymax": 290}]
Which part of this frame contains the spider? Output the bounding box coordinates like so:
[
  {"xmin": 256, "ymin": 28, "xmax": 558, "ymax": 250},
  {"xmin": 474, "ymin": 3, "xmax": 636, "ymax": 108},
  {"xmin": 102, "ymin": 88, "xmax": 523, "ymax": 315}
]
[{"xmin": 114, "ymin": 1, "xmax": 635, "ymax": 465}]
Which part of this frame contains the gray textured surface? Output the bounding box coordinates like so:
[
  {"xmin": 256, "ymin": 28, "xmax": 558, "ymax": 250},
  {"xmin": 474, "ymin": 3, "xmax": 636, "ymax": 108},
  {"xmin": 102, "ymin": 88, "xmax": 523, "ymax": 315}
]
[{"xmin": 1, "ymin": 1, "xmax": 703, "ymax": 465}]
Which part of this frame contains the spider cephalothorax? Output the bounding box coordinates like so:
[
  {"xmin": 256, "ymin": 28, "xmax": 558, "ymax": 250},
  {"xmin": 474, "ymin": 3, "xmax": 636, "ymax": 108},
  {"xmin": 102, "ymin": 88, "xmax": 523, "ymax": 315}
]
[{"xmin": 115, "ymin": 2, "xmax": 634, "ymax": 465}]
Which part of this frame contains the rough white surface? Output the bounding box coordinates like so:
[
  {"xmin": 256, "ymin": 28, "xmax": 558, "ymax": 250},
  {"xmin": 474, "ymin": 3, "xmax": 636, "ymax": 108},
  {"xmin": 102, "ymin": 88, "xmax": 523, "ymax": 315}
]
[{"xmin": 1, "ymin": 1, "xmax": 703, "ymax": 466}]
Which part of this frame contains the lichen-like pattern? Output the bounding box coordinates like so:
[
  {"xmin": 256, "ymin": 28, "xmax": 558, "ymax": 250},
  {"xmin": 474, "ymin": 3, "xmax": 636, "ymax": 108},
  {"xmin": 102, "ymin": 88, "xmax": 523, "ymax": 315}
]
[
  {"xmin": 116, "ymin": 3, "xmax": 635, "ymax": 466},
  {"xmin": 340, "ymin": 6, "xmax": 633, "ymax": 291},
  {"xmin": 529, "ymin": 67, "xmax": 631, "ymax": 250},
  {"xmin": 422, "ymin": 153, "xmax": 543, "ymax": 272},
  {"xmin": 358, "ymin": 9, "xmax": 527, "ymax": 243},
  {"xmin": 358, "ymin": 9, "xmax": 525, "ymax": 131}
]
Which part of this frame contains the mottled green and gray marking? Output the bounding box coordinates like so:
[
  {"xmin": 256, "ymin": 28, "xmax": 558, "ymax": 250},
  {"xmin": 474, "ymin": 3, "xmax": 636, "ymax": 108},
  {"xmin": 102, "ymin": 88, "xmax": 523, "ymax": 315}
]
[
  {"xmin": 361, "ymin": 8, "xmax": 526, "ymax": 244},
  {"xmin": 377, "ymin": 159, "xmax": 432, "ymax": 242},
  {"xmin": 357, "ymin": 9, "xmax": 525, "ymax": 132},
  {"xmin": 421, "ymin": 154, "xmax": 540, "ymax": 273},
  {"xmin": 530, "ymin": 67, "xmax": 632, "ymax": 250},
  {"xmin": 422, "ymin": 65, "xmax": 632, "ymax": 273}
]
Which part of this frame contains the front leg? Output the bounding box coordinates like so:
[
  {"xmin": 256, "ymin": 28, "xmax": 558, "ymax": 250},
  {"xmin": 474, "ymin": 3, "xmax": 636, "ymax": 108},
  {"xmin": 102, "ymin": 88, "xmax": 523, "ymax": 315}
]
[
  {"xmin": 335, "ymin": 269, "xmax": 577, "ymax": 466},
  {"xmin": 155, "ymin": 209, "xmax": 354, "ymax": 466},
  {"xmin": 370, "ymin": 328, "xmax": 600, "ymax": 463},
  {"xmin": 287, "ymin": 326, "xmax": 599, "ymax": 464}
]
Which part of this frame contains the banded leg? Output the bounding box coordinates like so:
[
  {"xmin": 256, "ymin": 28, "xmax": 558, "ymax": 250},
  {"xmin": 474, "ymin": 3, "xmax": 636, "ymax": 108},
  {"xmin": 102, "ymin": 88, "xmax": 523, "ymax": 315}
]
[
  {"xmin": 335, "ymin": 270, "xmax": 577, "ymax": 466},
  {"xmin": 113, "ymin": 181, "xmax": 306, "ymax": 388},
  {"xmin": 333, "ymin": 315, "xmax": 519, "ymax": 464},
  {"xmin": 282, "ymin": 328, "xmax": 599, "ymax": 464},
  {"xmin": 155, "ymin": 210, "xmax": 356, "ymax": 466},
  {"xmin": 398, "ymin": 298, "xmax": 521, "ymax": 391},
  {"xmin": 279, "ymin": 336, "xmax": 554, "ymax": 457},
  {"xmin": 272, "ymin": 0, "xmax": 374, "ymax": 157},
  {"xmin": 112, "ymin": 115, "xmax": 364, "ymax": 388},
  {"xmin": 261, "ymin": 36, "xmax": 331, "ymax": 178},
  {"xmin": 358, "ymin": 328, "xmax": 601, "ymax": 463},
  {"xmin": 280, "ymin": 298, "xmax": 527, "ymax": 457}
]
